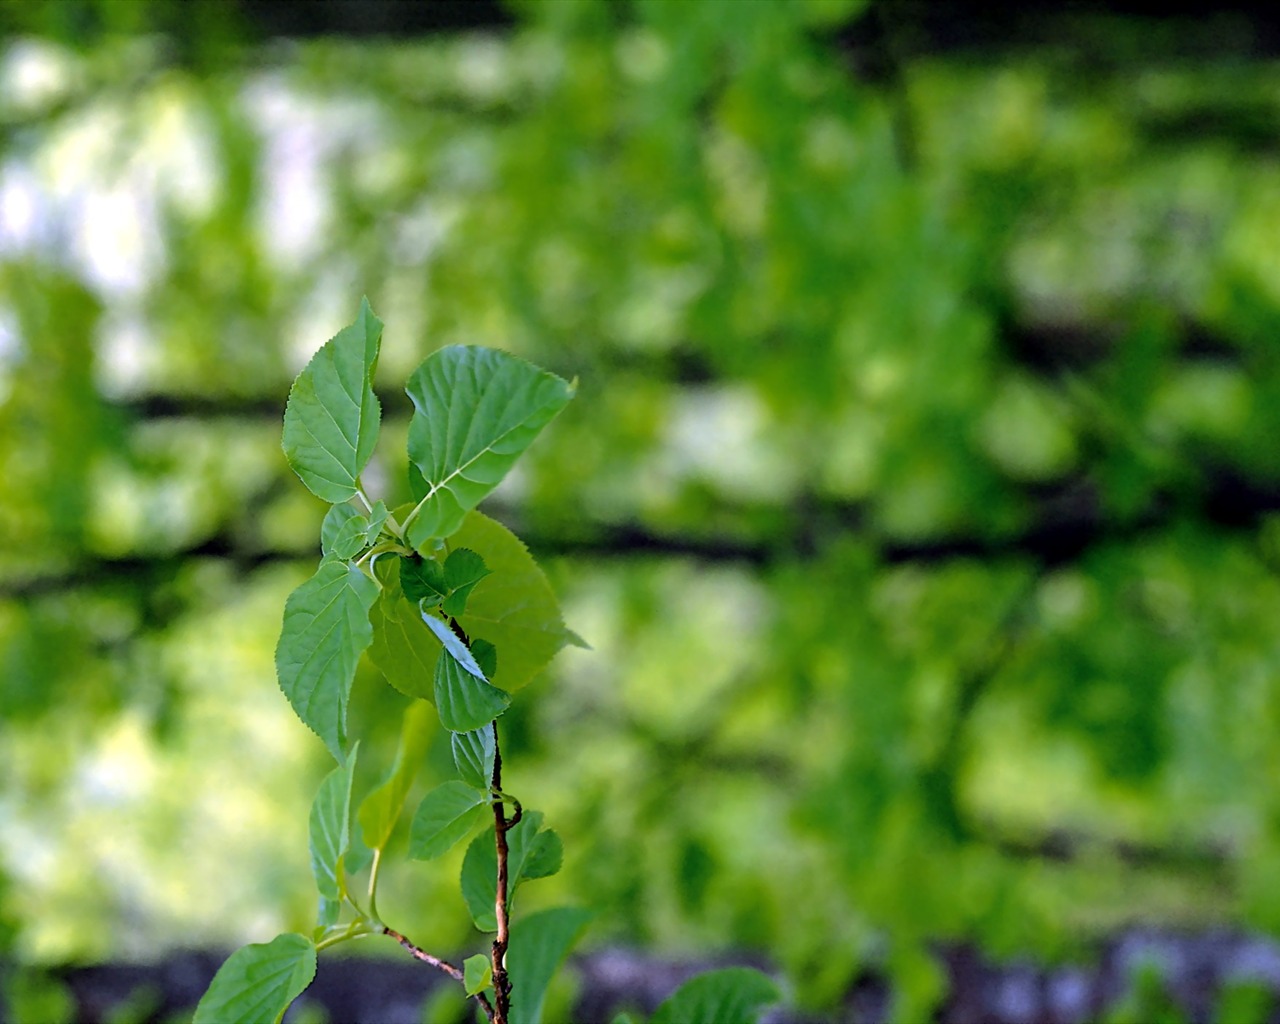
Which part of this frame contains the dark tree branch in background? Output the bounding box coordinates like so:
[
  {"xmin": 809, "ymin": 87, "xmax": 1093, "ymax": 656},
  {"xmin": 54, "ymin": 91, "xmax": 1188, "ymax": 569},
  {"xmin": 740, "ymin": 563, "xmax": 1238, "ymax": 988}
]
[{"xmin": 5, "ymin": 462, "xmax": 1280, "ymax": 602}]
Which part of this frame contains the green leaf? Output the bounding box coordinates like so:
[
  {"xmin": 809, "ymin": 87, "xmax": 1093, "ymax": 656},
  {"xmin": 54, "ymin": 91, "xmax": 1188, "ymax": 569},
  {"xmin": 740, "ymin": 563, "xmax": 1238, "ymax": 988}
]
[
  {"xmin": 276, "ymin": 561, "xmax": 380, "ymax": 761},
  {"xmin": 442, "ymin": 548, "xmax": 490, "ymax": 617},
  {"xmin": 460, "ymin": 813, "xmax": 557, "ymax": 932},
  {"xmin": 460, "ymin": 829, "xmax": 498, "ymax": 931},
  {"xmin": 408, "ymin": 781, "xmax": 489, "ymax": 860},
  {"xmin": 404, "ymin": 346, "xmax": 574, "ymax": 547},
  {"xmin": 368, "ymin": 558, "xmax": 437, "ymax": 701},
  {"xmin": 359, "ymin": 701, "xmax": 434, "ymax": 851},
  {"xmin": 435, "ymin": 647, "xmax": 510, "ymax": 733},
  {"xmin": 320, "ymin": 503, "xmax": 362, "ymax": 557},
  {"xmin": 329, "ymin": 515, "xmax": 371, "ymax": 561},
  {"xmin": 370, "ymin": 515, "xmax": 573, "ymax": 701},
  {"xmin": 522, "ymin": 829, "xmax": 563, "ymax": 880},
  {"xmin": 364, "ymin": 501, "xmax": 389, "ymax": 544},
  {"xmin": 447, "ymin": 511, "xmax": 575, "ymax": 693},
  {"xmin": 282, "ymin": 297, "xmax": 383, "ymax": 504},
  {"xmin": 401, "ymin": 554, "xmax": 447, "ymax": 606},
  {"xmin": 507, "ymin": 907, "xmax": 592, "ymax": 1024},
  {"xmin": 650, "ymin": 968, "xmax": 781, "ymax": 1024},
  {"xmin": 452, "ymin": 726, "xmax": 496, "ymax": 789},
  {"xmin": 463, "ymin": 954, "xmax": 493, "ymax": 997},
  {"xmin": 309, "ymin": 743, "xmax": 359, "ymax": 913},
  {"xmin": 399, "ymin": 550, "xmax": 490, "ymax": 617},
  {"xmin": 193, "ymin": 933, "xmax": 317, "ymax": 1024}
]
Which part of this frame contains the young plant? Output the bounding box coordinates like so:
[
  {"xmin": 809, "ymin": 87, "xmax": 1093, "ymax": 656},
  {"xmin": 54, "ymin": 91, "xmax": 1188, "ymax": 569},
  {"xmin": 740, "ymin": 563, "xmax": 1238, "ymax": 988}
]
[{"xmin": 193, "ymin": 300, "xmax": 780, "ymax": 1024}]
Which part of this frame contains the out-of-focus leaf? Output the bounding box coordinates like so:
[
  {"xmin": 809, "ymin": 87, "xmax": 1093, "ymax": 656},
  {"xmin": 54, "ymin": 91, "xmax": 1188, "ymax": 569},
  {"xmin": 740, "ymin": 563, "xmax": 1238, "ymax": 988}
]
[
  {"xmin": 507, "ymin": 907, "xmax": 592, "ymax": 1024},
  {"xmin": 359, "ymin": 702, "xmax": 434, "ymax": 852},
  {"xmin": 650, "ymin": 967, "xmax": 780, "ymax": 1024}
]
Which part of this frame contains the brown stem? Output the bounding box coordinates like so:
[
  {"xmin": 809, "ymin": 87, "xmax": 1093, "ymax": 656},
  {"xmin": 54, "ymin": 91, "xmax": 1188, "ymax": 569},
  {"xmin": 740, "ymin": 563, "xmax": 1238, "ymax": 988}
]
[
  {"xmin": 491, "ymin": 720, "xmax": 512, "ymax": 1023},
  {"xmin": 382, "ymin": 926, "xmax": 496, "ymax": 1022}
]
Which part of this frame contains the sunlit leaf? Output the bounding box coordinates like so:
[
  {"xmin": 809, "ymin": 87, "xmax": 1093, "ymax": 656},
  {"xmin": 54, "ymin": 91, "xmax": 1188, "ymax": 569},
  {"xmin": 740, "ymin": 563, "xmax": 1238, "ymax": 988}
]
[
  {"xmin": 447, "ymin": 511, "xmax": 575, "ymax": 692},
  {"xmin": 404, "ymin": 346, "xmax": 573, "ymax": 547},
  {"xmin": 507, "ymin": 907, "xmax": 592, "ymax": 1024},
  {"xmin": 463, "ymin": 954, "xmax": 494, "ymax": 997},
  {"xmin": 408, "ymin": 781, "xmax": 490, "ymax": 860},
  {"xmin": 650, "ymin": 967, "xmax": 781, "ymax": 1024},
  {"xmin": 193, "ymin": 934, "xmax": 317, "ymax": 1024},
  {"xmin": 276, "ymin": 562, "xmax": 380, "ymax": 761},
  {"xmin": 282, "ymin": 297, "xmax": 382, "ymax": 503}
]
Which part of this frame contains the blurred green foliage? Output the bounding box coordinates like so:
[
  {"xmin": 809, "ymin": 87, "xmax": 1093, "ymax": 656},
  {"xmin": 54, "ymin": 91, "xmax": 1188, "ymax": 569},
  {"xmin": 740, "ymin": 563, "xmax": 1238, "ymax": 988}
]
[{"xmin": 3, "ymin": 0, "xmax": 1280, "ymax": 1016}]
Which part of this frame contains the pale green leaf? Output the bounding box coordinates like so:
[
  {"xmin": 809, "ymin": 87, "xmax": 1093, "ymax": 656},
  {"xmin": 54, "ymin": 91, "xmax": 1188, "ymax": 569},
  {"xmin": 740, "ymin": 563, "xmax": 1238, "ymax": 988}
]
[
  {"xmin": 650, "ymin": 968, "xmax": 781, "ymax": 1024},
  {"xmin": 282, "ymin": 297, "xmax": 383, "ymax": 503},
  {"xmin": 276, "ymin": 561, "xmax": 380, "ymax": 761},
  {"xmin": 358, "ymin": 701, "xmax": 434, "ymax": 852},
  {"xmin": 309, "ymin": 743, "xmax": 359, "ymax": 909},
  {"xmin": 435, "ymin": 648, "xmax": 510, "ymax": 733},
  {"xmin": 193, "ymin": 933, "xmax": 317, "ymax": 1024},
  {"xmin": 463, "ymin": 954, "xmax": 493, "ymax": 997},
  {"xmin": 408, "ymin": 781, "xmax": 489, "ymax": 860},
  {"xmin": 507, "ymin": 907, "xmax": 592, "ymax": 1024},
  {"xmin": 422, "ymin": 612, "xmax": 486, "ymax": 678},
  {"xmin": 448, "ymin": 511, "xmax": 575, "ymax": 693},
  {"xmin": 404, "ymin": 346, "xmax": 573, "ymax": 547}
]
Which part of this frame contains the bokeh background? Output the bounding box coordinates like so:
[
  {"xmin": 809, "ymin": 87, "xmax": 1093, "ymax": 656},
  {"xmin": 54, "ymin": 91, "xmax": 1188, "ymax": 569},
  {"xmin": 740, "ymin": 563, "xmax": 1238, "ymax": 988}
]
[{"xmin": 4, "ymin": 0, "xmax": 1280, "ymax": 1019}]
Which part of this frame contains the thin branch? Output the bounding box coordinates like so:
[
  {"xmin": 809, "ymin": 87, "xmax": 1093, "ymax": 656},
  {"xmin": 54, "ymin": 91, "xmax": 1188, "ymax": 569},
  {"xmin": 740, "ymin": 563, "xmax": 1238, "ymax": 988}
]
[{"xmin": 382, "ymin": 926, "xmax": 496, "ymax": 1022}]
